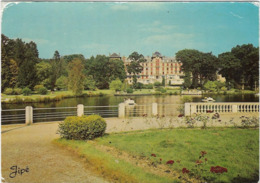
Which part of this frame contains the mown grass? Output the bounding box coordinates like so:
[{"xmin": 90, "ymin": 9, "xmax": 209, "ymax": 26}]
[
  {"xmin": 54, "ymin": 138, "xmax": 179, "ymax": 183},
  {"xmin": 96, "ymin": 128, "xmax": 259, "ymax": 183}
]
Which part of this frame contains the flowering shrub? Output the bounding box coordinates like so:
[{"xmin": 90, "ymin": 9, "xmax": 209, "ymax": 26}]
[
  {"xmin": 151, "ymin": 153, "xmax": 156, "ymax": 157},
  {"xmin": 212, "ymin": 113, "xmax": 220, "ymax": 119},
  {"xmin": 182, "ymin": 168, "xmax": 190, "ymax": 174},
  {"xmin": 166, "ymin": 160, "xmax": 174, "ymax": 165},
  {"xmin": 210, "ymin": 166, "xmax": 228, "ymax": 174},
  {"xmin": 178, "ymin": 114, "xmax": 184, "ymax": 117},
  {"xmin": 240, "ymin": 116, "xmax": 259, "ymax": 128},
  {"xmin": 206, "ymin": 110, "xmax": 214, "ymax": 113},
  {"xmin": 184, "ymin": 116, "xmax": 196, "ymax": 128}
]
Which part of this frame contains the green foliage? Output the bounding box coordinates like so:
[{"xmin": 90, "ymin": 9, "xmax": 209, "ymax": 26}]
[
  {"xmin": 156, "ymin": 87, "xmax": 166, "ymax": 93},
  {"xmin": 218, "ymin": 44, "xmax": 259, "ymax": 90},
  {"xmin": 84, "ymin": 76, "xmax": 96, "ymax": 91},
  {"xmin": 135, "ymin": 82, "xmax": 144, "ymax": 89},
  {"xmin": 36, "ymin": 62, "xmax": 52, "ymax": 87},
  {"xmin": 154, "ymin": 81, "xmax": 161, "ymax": 87},
  {"xmin": 162, "ymin": 77, "xmax": 165, "ymax": 86},
  {"xmin": 176, "ymin": 49, "xmax": 218, "ymax": 88},
  {"xmin": 109, "ymin": 78, "xmax": 123, "ymax": 92},
  {"xmin": 4, "ymin": 88, "xmax": 13, "ymax": 95},
  {"xmin": 22, "ymin": 87, "xmax": 32, "ymax": 96},
  {"xmin": 58, "ymin": 115, "xmax": 107, "ymax": 140},
  {"xmin": 204, "ymin": 81, "xmax": 225, "ymax": 92},
  {"xmin": 126, "ymin": 88, "xmax": 134, "ymax": 93},
  {"xmin": 38, "ymin": 87, "xmax": 48, "ymax": 95},
  {"xmin": 181, "ymin": 96, "xmax": 192, "ymax": 103},
  {"xmin": 240, "ymin": 116, "xmax": 259, "ymax": 128},
  {"xmin": 144, "ymin": 84, "xmax": 153, "ymax": 89},
  {"xmin": 68, "ymin": 59, "xmax": 86, "ymax": 95},
  {"xmin": 50, "ymin": 50, "xmax": 63, "ymax": 91},
  {"xmin": 13, "ymin": 88, "xmax": 22, "ymax": 95},
  {"xmin": 85, "ymin": 55, "xmax": 126, "ymax": 89},
  {"xmin": 183, "ymin": 72, "xmax": 192, "ymax": 89},
  {"xmin": 221, "ymin": 86, "xmax": 227, "ymax": 91},
  {"xmin": 56, "ymin": 76, "xmax": 68, "ymax": 90},
  {"xmin": 34, "ymin": 85, "xmax": 44, "ymax": 92}
]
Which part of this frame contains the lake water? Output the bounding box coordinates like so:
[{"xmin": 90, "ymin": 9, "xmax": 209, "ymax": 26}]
[{"xmin": 2, "ymin": 94, "xmax": 258, "ymax": 124}]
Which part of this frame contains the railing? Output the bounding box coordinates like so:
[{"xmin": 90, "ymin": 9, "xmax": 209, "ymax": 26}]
[
  {"xmin": 1, "ymin": 109, "xmax": 25, "ymax": 124},
  {"xmin": 185, "ymin": 102, "xmax": 259, "ymax": 116},
  {"xmin": 84, "ymin": 105, "xmax": 118, "ymax": 117}
]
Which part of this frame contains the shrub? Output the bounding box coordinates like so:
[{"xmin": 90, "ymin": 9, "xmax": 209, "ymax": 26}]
[
  {"xmin": 13, "ymin": 88, "xmax": 22, "ymax": 95},
  {"xmin": 126, "ymin": 88, "xmax": 133, "ymax": 93},
  {"xmin": 4, "ymin": 88, "xmax": 13, "ymax": 95},
  {"xmin": 154, "ymin": 81, "xmax": 161, "ymax": 88},
  {"xmin": 38, "ymin": 87, "xmax": 48, "ymax": 95},
  {"xmin": 58, "ymin": 115, "xmax": 107, "ymax": 140},
  {"xmin": 22, "ymin": 87, "xmax": 32, "ymax": 96},
  {"xmin": 34, "ymin": 85, "xmax": 44, "ymax": 92},
  {"xmin": 144, "ymin": 84, "xmax": 153, "ymax": 89}
]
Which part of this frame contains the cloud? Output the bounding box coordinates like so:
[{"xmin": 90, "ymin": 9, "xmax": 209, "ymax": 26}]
[
  {"xmin": 20, "ymin": 38, "xmax": 49, "ymax": 44},
  {"xmin": 142, "ymin": 33, "xmax": 194, "ymax": 45},
  {"xmin": 230, "ymin": 12, "xmax": 243, "ymax": 19},
  {"xmin": 139, "ymin": 21, "xmax": 176, "ymax": 33}
]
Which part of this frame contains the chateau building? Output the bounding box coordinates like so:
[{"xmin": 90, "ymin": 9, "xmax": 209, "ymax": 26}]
[{"xmin": 110, "ymin": 52, "xmax": 184, "ymax": 86}]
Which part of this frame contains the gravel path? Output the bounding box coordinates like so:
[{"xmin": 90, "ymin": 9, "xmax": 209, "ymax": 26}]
[{"xmin": 1, "ymin": 122, "xmax": 108, "ymax": 183}]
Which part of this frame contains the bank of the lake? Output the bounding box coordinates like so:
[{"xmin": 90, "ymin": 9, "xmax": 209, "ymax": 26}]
[{"xmin": 1, "ymin": 89, "xmax": 257, "ymax": 104}]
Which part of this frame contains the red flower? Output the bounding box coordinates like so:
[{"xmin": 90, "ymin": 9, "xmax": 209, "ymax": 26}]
[
  {"xmin": 151, "ymin": 153, "xmax": 156, "ymax": 157},
  {"xmin": 196, "ymin": 160, "xmax": 203, "ymax": 165},
  {"xmin": 210, "ymin": 166, "xmax": 228, "ymax": 174},
  {"xmin": 200, "ymin": 151, "xmax": 207, "ymax": 157},
  {"xmin": 205, "ymin": 158, "xmax": 208, "ymax": 161},
  {"xmin": 160, "ymin": 158, "xmax": 162, "ymax": 161},
  {"xmin": 178, "ymin": 114, "xmax": 184, "ymax": 118},
  {"xmin": 182, "ymin": 168, "xmax": 190, "ymax": 174},
  {"xmin": 166, "ymin": 160, "xmax": 174, "ymax": 165}
]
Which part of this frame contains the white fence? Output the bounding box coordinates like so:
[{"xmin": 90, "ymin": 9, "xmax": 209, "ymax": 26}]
[{"xmin": 185, "ymin": 102, "xmax": 259, "ymax": 116}]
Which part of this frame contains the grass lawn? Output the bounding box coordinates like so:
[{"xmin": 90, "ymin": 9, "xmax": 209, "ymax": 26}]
[{"xmin": 55, "ymin": 128, "xmax": 259, "ymax": 183}]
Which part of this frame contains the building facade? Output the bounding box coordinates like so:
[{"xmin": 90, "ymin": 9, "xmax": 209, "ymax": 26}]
[{"xmin": 119, "ymin": 52, "xmax": 184, "ymax": 86}]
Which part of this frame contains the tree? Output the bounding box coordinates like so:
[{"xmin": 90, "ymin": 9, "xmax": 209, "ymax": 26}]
[
  {"xmin": 109, "ymin": 78, "xmax": 123, "ymax": 92},
  {"xmin": 127, "ymin": 52, "xmax": 146, "ymax": 88},
  {"xmin": 36, "ymin": 62, "xmax": 52, "ymax": 88},
  {"xmin": 162, "ymin": 76, "xmax": 165, "ymax": 87},
  {"xmin": 56, "ymin": 76, "xmax": 68, "ymax": 90},
  {"xmin": 203, "ymin": 81, "xmax": 217, "ymax": 92},
  {"xmin": 84, "ymin": 76, "xmax": 96, "ymax": 91},
  {"xmin": 219, "ymin": 44, "xmax": 259, "ymax": 89},
  {"xmin": 50, "ymin": 50, "xmax": 63, "ymax": 91},
  {"xmin": 183, "ymin": 71, "xmax": 192, "ymax": 89},
  {"xmin": 176, "ymin": 49, "xmax": 219, "ymax": 88},
  {"xmin": 17, "ymin": 41, "xmax": 38, "ymax": 89},
  {"xmin": 85, "ymin": 55, "xmax": 126, "ymax": 89},
  {"xmin": 68, "ymin": 59, "xmax": 86, "ymax": 95}
]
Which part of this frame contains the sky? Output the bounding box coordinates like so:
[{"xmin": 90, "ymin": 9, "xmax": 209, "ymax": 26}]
[{"xmin": 1, "ymin": 2, "xmax": 259, "ymax": 59}]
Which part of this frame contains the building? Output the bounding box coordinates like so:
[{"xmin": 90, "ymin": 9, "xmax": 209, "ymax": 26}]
[{"xmin": 120, "ymin": 52, "xmax": 184, "ymax": 86}]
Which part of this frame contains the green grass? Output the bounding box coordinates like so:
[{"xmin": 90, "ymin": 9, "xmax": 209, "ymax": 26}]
[
  {"xmin": 54, "ymin": 138, "xmax": 179, "ymax": 183},
  {"xmin": 96, "ymin": 128, "xmax": 259, "ymax": 183}
]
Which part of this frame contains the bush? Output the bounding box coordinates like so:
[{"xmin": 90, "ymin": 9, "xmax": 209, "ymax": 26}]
[
  {"xmin": 22, "ymin": 87, "xmax": 32, "ymax": 96},
  {"xmin": 154, "ymin": 81, "xmax": 161, "ymax": 88},
  {"xmin": 144, "ymin": 84, "xmax": 153, "ymax": 89},
  {"xmin": 38, "ymin": 87, "xmax": 48, "ymax": 95},
  {"xmin": 58, "ymin": 115, "xmax": 107, "ymax": 140},
  {"xmin": 4, "ymin": 88, "xmax": 13, "ymax": 95},
  {"xmin": 126, "ymin": 88, "xmax": 133, "ymax": 93},
  {"xmin": 13, "ymin": 88, "xmax": 22, "ymax": 95},
  {"xmin": 34, "ymin": 85, "xmax": 44, "ymax": 92}
]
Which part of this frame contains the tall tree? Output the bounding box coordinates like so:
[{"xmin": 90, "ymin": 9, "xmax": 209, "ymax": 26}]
[
  {"xmin": 50, "ymin": 50, "xmax": 63, "ymax": 90},
  {"xmin": 218, "ymin": 44, "xmax": 259, "ymax": 89},
  {"xmin": 127, "ymin": 52, "xmax": 146, "ymax": 88},
  {"xmin": 68, "ymin": 59, "xmax": 86, "ymax": 95},
  {"xmin": 176, "ymin": 49, "xmax": 219, "ymax": 88},
  {"xmin": 17, "ymin": 41, "xmax": 38, "ymax": 89}
]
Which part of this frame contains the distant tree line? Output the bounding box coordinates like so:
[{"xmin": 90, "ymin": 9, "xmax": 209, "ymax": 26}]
[{"xmin": 176, "ymin": 44, "xmax": 259, "ymax": 90}]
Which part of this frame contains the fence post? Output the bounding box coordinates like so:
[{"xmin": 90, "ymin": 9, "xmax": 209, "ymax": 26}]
[
  {"xmin": 190, "ymin": 104, "xmax": 197, "ymax": 115},
  {"xmin": 184, "ymin": 103, "xmax": 190, "ymax": 116},
  {"xmin": 25, "ymin": 106, "xmax": 33, "ymax": 125},
  {"xmin": 232, "ymin": 104, "xmax": 238, "ymax": 113},
  {"xmin": 77, "ymin": 104, "xmax": 84, "ymax": 117},
  {"xmin": 118, "ymin": 103, "xmax": 125, "ymax": 118},
  {"xmin": 152, "ymin": 103, "xmax": 158, "ymax": 116}
]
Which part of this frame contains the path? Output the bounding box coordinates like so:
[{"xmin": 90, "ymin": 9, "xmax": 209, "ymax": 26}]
[{"xmin": 1, "ymin": 122, "xmax": 108, "ymax": 183}]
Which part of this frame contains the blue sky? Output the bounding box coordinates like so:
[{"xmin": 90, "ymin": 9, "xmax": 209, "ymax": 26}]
[{"xmin": 2, "ymin": 2, "xmax": 259, "ymax": 59}]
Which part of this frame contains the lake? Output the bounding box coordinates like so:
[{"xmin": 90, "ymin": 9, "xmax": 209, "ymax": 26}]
[{"xmin": 2, "ymin": 94, "xmax": 259, "ymax": 124}]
